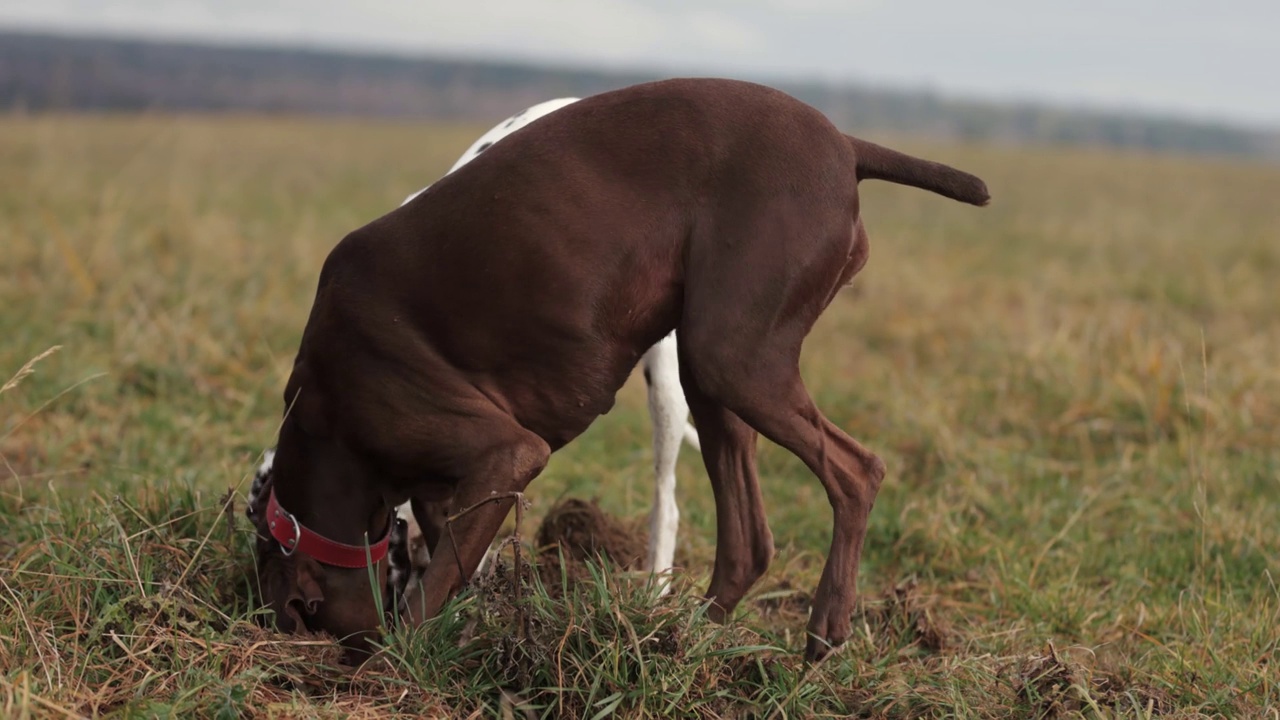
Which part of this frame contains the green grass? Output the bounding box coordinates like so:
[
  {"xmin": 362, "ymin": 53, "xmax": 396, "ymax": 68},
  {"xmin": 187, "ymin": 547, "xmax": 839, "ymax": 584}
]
[{"xmin": 2, "ymin": 114, "xmax": 1278, "ymax": 718}]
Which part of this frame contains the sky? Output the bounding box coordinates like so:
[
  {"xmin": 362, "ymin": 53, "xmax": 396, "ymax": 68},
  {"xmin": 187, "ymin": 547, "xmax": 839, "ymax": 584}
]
[{"xmin": 1, "ymin": 0, "xmax": 1277, "ymax": 128}]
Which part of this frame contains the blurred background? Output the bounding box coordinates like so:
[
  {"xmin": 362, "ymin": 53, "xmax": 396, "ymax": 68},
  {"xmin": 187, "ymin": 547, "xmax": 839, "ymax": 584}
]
[{"xmin": 2, "ymin": 0, "xmax": 1277, "ymax": 158}]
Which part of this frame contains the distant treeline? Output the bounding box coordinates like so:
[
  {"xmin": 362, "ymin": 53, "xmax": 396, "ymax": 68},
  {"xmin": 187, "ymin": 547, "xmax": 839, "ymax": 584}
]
[{"xmin": 2, "ymin": 29, "xmax": 1276, "ymax": 160}]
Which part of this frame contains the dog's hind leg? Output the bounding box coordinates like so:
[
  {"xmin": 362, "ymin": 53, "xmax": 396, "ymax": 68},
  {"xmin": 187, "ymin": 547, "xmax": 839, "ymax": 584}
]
[
  {"xmin": 682, "ymin": 210, "xmax": 883, "ymax": 661},
  {"xmin": 722, "ymin": 369, "xmax": 884, "ymax": 662},
  {"xmin": 674, "ymin": 336, "xmax": 774, "ymax": 621},
  {"xmin": 642, "ymin": 332, "xmax": 689, "ymax": 592}
]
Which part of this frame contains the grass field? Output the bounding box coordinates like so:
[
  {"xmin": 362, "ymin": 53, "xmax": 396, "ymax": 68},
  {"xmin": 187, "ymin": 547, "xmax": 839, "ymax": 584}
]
[{"xmin": 1, "ymin": 114, "xmax": 1278, "ymax": 719}]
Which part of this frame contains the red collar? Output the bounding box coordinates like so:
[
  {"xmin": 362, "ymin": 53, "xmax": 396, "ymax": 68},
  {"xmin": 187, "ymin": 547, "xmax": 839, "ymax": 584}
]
[{"xmin": 264, "ymin": 489, "xmax": 391, "ymax": 568}]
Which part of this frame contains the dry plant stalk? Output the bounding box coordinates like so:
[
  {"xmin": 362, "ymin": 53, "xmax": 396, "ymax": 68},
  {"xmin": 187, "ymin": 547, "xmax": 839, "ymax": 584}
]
[
  {"xmin": 445, "ymin": 491, "xmax": 532, "ymax": 638},
  {"xmin": 0, "ymin": 346, "xmax": 61, "ymax": 397}
]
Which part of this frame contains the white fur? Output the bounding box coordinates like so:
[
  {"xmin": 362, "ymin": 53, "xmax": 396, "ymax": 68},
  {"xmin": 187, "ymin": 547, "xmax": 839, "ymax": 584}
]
[
  {"xmin": 642, "ymin": 334, "xmax": 697, "ymax": 591},
  {"xmin": 401, "ymin": 97, "xmax": 581, "ymax": 206},
  {"xmin": 255, "ymin": 98, "xmax": 699, "ymax": 598}
]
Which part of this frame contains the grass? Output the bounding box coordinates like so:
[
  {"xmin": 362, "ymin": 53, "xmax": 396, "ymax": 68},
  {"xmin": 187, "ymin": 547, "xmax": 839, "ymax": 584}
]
[{"xmin": 1, "ymin": 113, "xmax": 1278, "ymax": 718}]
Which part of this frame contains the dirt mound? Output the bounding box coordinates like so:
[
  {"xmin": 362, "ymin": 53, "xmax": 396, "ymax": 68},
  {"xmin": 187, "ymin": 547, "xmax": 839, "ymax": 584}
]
[
  {"xmin": 856, "ymin": 579, "xmax": 950, "ymax": 654},
  {"xmin": 532, "ymin": 498, "xmax": 647, "ymax": 593}
]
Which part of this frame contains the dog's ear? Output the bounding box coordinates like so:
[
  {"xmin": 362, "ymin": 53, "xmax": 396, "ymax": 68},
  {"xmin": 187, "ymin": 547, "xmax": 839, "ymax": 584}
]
[
  {"xmin": 261, "ymin": 554, "xmax": 326, "ymax": 634},
  {"xmin": 284, "ymin": 362, "xmax": 330, "ymax": 438}
]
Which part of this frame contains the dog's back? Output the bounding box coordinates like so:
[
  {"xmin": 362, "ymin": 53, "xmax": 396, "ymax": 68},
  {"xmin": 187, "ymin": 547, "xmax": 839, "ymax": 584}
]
[
  {"xmin": 309, "ymin": 80, "xmax": 844, "ymax": 436},
  {"xmin": 301, "ymin": 77, "xmax": 978, "ymax": 450}
]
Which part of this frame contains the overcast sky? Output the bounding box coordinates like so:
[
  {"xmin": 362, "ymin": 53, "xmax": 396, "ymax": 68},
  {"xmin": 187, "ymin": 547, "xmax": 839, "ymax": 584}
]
[{"xmin": 2, "ymin": 0, "xmax": 1276, "ymax": 128}]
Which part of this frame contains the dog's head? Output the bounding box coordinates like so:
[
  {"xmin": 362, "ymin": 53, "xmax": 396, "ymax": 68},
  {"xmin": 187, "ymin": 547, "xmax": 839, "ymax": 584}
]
[
  {"xmin": 246, "ymin": 448, "xmax": 324, "ymax": 634},
  {"xmin": 245, "ymin": 442, "xmax": 425, "ymax": 660}
]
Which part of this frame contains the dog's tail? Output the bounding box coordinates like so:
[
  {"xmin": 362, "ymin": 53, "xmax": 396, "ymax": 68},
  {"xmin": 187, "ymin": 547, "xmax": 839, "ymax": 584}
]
[{"xmin": 847, "ymin": 135, "xmax": 991, "ymax": 207}]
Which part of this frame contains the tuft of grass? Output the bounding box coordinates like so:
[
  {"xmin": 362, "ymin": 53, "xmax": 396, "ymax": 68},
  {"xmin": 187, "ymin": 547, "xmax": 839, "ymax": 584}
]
[{"xmin": 2, "ymin": 114, "xmax": 1278, "ymax": 717}]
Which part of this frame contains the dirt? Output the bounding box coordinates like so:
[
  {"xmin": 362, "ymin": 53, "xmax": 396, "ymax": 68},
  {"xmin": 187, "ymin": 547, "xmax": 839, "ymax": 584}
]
[
  {"xmin": 1091, "ymin": 668, "xmax": 1175, "ymax": 716},
  {"xmin": 1011, "ymin": 644, "xmax": 1092, "ymax": 717},
  {"xmin": 532, "ymin": 497, "xmax": 648, "ymax": 594},
  {"xmin": 453, "ymin": 497, "xmax": 650, "ymax": 650},
  {"xmin": 440, "ymin": 499, "xmax": 653, "ymax": 692},
  {"xmin": 856, "ymin": 579, "xmax": 951, "ymax": 654},
  {"xmin": 1006, "ymin": 644, "xmax": 1177, "ymax": 718}
]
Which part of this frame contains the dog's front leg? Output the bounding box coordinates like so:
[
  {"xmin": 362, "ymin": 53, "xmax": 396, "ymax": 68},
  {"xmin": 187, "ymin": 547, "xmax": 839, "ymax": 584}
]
[
  {"xmin": 400, "ymin": 427, "xmax": 550, "ymax": 625},
  {"xmin": 409, "ymin": 497, "xmax": 450, "ymax": 558}
]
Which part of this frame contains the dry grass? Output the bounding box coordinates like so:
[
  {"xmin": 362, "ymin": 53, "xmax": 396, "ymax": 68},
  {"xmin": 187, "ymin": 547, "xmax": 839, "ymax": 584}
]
[{"xmin": 1, "ymin": 114, "xmax": 1278, "ymax": 718}]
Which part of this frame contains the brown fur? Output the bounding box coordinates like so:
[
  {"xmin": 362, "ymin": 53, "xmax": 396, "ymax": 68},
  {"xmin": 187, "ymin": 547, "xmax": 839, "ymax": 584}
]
[{"xmin": 257, "ymin": 77, "xmax": 989, "ymax": 663}]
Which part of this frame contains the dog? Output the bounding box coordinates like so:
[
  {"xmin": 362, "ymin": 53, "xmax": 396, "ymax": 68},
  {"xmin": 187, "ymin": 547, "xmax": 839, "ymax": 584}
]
[
  {"xmin": 403, "ymin": 96, "xmax": 700, "ymax": 586},
  {"xmin": 247, "ymin": 77, "xmax": 990, "ymax": 662},
  {"xmin": 248, "ymin": 96, "xmax": 702, "ymax": 606}
]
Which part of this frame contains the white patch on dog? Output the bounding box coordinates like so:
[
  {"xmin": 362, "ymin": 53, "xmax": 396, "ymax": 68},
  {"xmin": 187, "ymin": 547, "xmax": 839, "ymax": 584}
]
[
  {"xmin": 245, "ymin": 447, "xmax": 274, "ymax": 518},
  {"xmin": 401, "ymin": 97, "xmax": 582, "ymax": 206}
]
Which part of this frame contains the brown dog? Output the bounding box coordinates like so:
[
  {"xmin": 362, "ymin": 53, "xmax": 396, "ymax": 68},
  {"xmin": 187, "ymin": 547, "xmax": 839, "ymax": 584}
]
[{"xmin": 249, "ymin": 77, "xmax": 989, "ymax": 662}]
